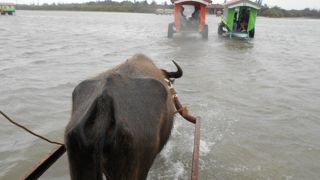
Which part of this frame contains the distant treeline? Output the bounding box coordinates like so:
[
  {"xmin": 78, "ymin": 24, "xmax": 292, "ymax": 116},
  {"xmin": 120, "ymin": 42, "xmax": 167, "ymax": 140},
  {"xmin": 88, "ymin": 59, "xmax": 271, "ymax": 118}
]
[
  {"xmin": 17, "ymin": 1, "xmax": 172, "ymax": 14},
  {"xmin": 259, "ymin": 4, "xmax": 320, "ymax": 18},
  {"xmin": 17, "ymin": 1, "xmax": 320, "ymax": 18}
]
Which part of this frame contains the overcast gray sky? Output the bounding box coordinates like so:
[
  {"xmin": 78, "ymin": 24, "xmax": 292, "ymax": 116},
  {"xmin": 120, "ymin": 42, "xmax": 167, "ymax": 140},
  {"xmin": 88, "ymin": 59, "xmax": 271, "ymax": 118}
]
[{"xmin": 11, "ymin": 0, "xmax": 320, "ymax": 10}]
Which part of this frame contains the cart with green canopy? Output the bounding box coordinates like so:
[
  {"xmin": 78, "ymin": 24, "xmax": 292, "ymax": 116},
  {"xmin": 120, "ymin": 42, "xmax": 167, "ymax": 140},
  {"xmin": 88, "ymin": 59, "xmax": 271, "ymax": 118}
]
[
  {"xmin": 218, "ymin": 0, "xmax": 261, "ymax": 38},
  {"xmin": 0, "ymin": 2, "xmax": 16, "ymax": 15}
]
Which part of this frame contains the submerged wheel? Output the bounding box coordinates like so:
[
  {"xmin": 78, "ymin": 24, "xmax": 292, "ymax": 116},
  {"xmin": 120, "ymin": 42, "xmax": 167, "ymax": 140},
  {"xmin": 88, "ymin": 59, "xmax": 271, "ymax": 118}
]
[
  {"xmin": 201, "ymin": 24, "xmax": 208, "ymax": 40},
  {"xmin": 167, "ymin": 23, "xmax": 174, "ymax": 38},
  {"xmin": 8, "ymin": 12, "xmax": 13, "ymax": 15},
  {"xmin": 218, "ymin": 23, "xmax": 225, "ymax": 35},
  {"xmin": 249, "ymin": 28, "xmax": 255, "ymax": 38}
]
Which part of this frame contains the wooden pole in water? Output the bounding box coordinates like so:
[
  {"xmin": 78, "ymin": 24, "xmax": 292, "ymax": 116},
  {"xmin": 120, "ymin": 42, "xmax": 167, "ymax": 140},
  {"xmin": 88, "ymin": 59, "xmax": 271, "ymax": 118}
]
[
  {"xmin": 172, "ymin": 94, "xmax": 201, "ymax": 180},
  {"xmin": 21, "ymin": 145, "xmax": 66, "ymax": 180},
  {"xmin": 191, "ymin": 117, "xmax": 201, "ymax": 180}
]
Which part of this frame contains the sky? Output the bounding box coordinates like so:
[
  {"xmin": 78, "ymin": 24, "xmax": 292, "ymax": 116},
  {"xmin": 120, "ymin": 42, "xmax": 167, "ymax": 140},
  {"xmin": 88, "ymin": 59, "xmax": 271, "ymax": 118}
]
[{"xmin": 8, "ymin": 0, "xmax": 320, "ymax": 10}]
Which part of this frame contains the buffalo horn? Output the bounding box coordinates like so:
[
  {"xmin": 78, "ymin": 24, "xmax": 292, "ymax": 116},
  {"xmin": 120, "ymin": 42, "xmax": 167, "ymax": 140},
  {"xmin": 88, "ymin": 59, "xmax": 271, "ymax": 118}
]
[{"xmin": 163, "ymin": 60, "xmax": 183, "ymax": 79}]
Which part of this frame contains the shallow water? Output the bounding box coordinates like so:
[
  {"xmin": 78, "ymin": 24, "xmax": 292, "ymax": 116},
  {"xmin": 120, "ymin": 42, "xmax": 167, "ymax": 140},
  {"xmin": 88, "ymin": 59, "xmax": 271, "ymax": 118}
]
[{"xmin": 1, "ymin": 11, "xmax": 320, "ymax": 180}]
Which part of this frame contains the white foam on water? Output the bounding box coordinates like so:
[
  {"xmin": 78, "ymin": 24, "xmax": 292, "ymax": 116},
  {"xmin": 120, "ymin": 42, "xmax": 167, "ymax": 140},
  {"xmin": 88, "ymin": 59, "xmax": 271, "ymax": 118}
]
[
  {"xmin": 160, "ymin": 140, "xmax": 174, "ymax": 161},
  {"xmin": 199, "ymin": 140, "xmax": 210, "ymax": 156},
  {"xmin": 172, "ymin": 161, "xmax": 185, "ymax": 180}
]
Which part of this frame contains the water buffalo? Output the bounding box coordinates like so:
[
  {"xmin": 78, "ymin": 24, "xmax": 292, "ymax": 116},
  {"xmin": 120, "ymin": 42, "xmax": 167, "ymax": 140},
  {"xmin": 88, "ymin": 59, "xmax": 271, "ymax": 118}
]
[{"xmin": 65, "ymin": 54, "xmax": 183, "ymax": 180}]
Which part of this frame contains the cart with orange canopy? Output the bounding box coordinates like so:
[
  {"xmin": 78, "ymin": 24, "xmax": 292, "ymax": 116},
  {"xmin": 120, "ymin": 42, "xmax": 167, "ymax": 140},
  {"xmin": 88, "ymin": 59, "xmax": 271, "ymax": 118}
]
[{"xmin": 168, "ymin": 0, "xmax": 212, "ymax": 39}]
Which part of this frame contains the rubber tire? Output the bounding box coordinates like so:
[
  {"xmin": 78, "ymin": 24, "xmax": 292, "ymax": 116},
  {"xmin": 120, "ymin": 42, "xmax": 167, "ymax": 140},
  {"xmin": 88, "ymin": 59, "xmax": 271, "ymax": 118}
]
[
  {"xmin": 249, "ymin": 28, "xmax": 255, "ymax": 38},
  {"xmin": 202, "ymin": 24, "xmax": 208, "ymax": 40},
  {"xmin": 167, "ymin": 23, "xmax": 174, "ymax": 38},
  {"xmin": 218, "ymin": 23, "xmax": 225, "ymax": 35}
]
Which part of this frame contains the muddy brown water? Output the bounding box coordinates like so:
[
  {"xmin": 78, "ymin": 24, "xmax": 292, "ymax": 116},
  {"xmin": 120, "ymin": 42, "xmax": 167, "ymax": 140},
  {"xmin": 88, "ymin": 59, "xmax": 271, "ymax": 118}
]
[{"xmin": 1, "ymin": 11, "xmax": 320, "ymax": 180}]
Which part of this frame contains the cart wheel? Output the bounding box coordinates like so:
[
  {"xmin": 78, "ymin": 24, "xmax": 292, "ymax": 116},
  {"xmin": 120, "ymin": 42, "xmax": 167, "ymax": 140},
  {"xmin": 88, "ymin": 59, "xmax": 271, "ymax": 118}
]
[
  {"xmin": 218, "ymin": 23, "xmax": 225, "ymax": 35},
  {"xmin": 167, "ymin": 23, "xmax": 174, "ymax": 38},
  {"xmin": 249, "ymin": 28, "xmax": 255, "ymax": 38},
  {"xmin": 202, "ymin": 25, "xmax": 208, "ymax": 40}
]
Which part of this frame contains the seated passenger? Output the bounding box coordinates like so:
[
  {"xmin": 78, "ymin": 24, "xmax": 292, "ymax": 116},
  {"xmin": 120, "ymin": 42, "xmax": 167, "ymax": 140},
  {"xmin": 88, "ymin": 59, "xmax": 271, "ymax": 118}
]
[
  {"xmin": 238, "ymin": 9, "xmax": 249, "ymax": 32},
  {"xmin": 233, "ymin": 12, "xmax": 238, "ymax": 31},
  {"xmin": 238, "ymin": 21, "xmax": 247, "ymax": 32},
  {"xmin": 189, "ymin": 7, "xmax": 200, "ymax": 27},
  {"xmin": 180, "ymin": 7, "xmax": 188, "ymax": 27},
  {"xmin": 190, "ymin": 7, "xmax": 200, "ymax": 20}
]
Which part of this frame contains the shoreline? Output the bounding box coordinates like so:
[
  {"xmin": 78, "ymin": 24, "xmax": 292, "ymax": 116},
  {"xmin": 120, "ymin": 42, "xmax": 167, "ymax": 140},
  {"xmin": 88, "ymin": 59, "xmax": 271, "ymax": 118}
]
[{"xmin": 14, "ymin": 9, "xmax": 320, "ymax": 19}]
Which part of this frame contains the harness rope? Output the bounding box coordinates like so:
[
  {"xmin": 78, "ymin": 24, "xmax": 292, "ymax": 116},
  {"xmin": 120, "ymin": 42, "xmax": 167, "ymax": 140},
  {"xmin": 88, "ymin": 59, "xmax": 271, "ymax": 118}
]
[{"xmin": 0, "ymin": 110, "xmax": 64, "ymax": 146}]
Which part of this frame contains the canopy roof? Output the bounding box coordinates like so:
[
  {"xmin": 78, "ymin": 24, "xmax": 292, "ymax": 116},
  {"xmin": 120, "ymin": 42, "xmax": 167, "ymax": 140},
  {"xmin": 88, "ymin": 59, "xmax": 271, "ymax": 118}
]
[
  {"xmin": 171, "ymin": 0, "xmax": 212, "ymax": 6},
  {"xmin": 0, "ymin": 2, "xmax": 16, "ymax": 5},
  {"xmin": 223, "ymin": 0, "xmax": 261, "ymax": 9}
]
